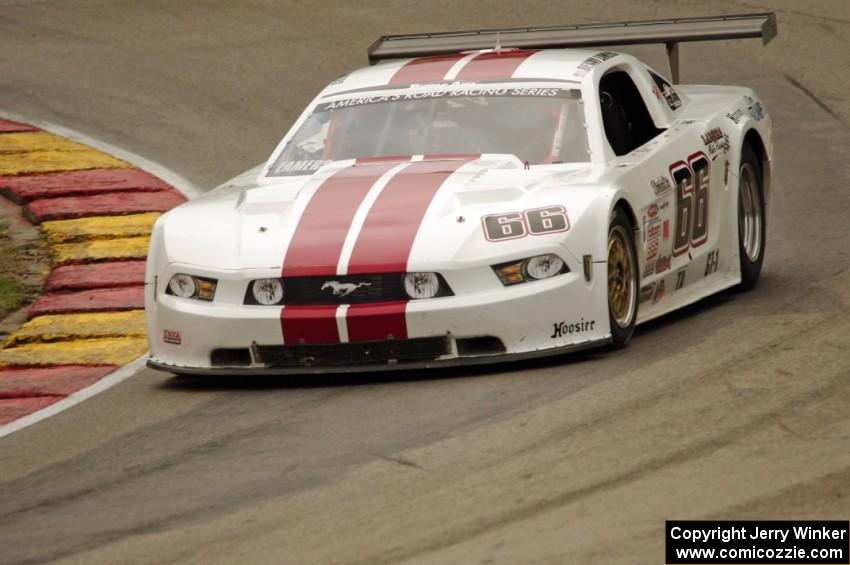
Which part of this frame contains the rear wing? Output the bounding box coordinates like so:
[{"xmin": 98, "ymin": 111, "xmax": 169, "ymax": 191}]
[{"xmin": 367, "ymin": 13, "xmax": 777, "ymax": 83}]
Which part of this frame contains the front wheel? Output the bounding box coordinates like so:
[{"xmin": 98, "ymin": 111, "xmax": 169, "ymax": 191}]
[
  {"xmin": 737, "ymin": 144, "xmax": 766, "ymax": 291},
  {"xmin": 607, "ymin": 208, "xmax": 638, "ymax": 349}
]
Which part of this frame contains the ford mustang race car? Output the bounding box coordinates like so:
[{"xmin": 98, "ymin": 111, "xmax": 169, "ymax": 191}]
[{"xmin": 146, "ymin": 13, "xmax": 776, "ymax": 374}]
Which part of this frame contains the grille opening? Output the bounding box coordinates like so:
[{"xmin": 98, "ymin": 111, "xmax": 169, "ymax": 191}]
[
  {"xmin": 211, "ymin": 348, "xmax": 252, "ymax": 367},
  {"xmin": 254, "ymin": 336, "xmax": 450, "ymax": 367},
  {"xmin": 456, "ymin": 336, "xmax": 506, "ymax": 357}
]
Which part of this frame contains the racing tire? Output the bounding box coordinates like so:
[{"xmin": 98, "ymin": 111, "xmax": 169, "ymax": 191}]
[
  {"xmin": 607, "ymin": 208, "xmax": 638, "ymax": 349},
  {"xmin": 736, "ymin": 144, "xmax": 766, "ymax": 291}
]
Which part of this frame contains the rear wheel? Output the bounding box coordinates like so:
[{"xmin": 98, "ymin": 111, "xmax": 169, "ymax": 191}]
[
  {"xmin": 737, "ymin": 144, "xmax": 766, "ymax": 290},
  {"xmin": 607, "ymin": 208, "xmax": 638, "ymax": 348}
]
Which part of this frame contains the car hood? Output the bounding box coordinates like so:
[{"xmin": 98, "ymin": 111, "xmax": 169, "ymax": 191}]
[{"xmin": 158, "ymin": 156, "xmax": 605, "ymax": 271}]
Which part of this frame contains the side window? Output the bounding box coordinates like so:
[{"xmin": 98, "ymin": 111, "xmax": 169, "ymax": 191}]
[
  {"xmin": 648, "ymin": 70, "xmax": 682, "ymax": 112},
  {"xmin": 599, "ymin": 71, "xmax": 663, "ymax": 156}
]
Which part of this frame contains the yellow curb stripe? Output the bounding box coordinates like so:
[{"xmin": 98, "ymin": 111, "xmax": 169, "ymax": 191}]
[
  {"xmin": 0, "ymin": 132, "xmax": 94, "ymax": 154},
  {"xmin": 0, "ymin": 337, "xmax": 147, "ymax": 366},
  {"xmin": 4, "ymin": 310, "xmax": 146, "ymax": 346},
  {"xmin": 41, "ymin": 213, "xmax": 161, "ymax": 244},
  {"xmin": 0, "ymin": 150, "xmax": 130, "ymax": 176},
  {"xmin": 51, "ymin": 236, "xmax": 150, "ymax": 264}
]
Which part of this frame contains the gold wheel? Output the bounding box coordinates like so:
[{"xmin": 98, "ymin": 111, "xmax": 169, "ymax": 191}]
[{"xmin": 607, "ymin": 224, "xmax": 636, "ymax": 329}]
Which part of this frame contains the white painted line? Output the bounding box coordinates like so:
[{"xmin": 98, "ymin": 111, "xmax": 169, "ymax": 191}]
[
  {"xmin": 0, "ymin": 355, "xmax": 147, "ymax": 439},
  {"xmin": 0, "ymin": 110, "xmax": 202, "ymax": 438},
  {"xmin": 0, "ymin": 110, "xmax": 203, "ymax": 199}
]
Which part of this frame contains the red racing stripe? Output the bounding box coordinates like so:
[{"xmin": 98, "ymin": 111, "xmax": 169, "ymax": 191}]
[
  {"xmin": 282, "ymin": 162, "xmax": 398, "ymax": 278},
  {"xmin": 389, "ymin": 53, "xmax": 467, "ymax": 85},
  {"xmin": 281, "ymin": 305, "xmax": 339, "ymax": 345},
  {"xmin": 347, "ymin": 301, "xmax": 408, "ymax": 342},
  {"xmin": 347, "ymin": 159, "xmax": 469, "ymax": 274},
  {"xmin": 280, "ymin": 162, "xmax": 400, "ymax": 344},
  {"xmin": 344, "ymin": 159, "xmax": 470, "ymax": 343},
  {"xmin": 454, "ymin": 50, "xmax": 536, "ymax": 81}
]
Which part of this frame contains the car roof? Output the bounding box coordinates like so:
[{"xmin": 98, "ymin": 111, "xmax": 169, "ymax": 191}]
[{"xmin": 323, "ymin": 48, "xmax": 622, "ymax": 96}]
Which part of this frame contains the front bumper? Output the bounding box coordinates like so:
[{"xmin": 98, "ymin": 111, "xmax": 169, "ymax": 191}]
[
  {"xmin": 147, "ymin": 336, "xmax": 610, "ymax": 375},
  {"xmin": 146, "ymin": 260, "xmax": 611, "ymax": 374}
]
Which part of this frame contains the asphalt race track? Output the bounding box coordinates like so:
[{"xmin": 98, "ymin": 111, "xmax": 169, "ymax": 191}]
[{"xmin": 1, "ymin": 1, "xmax": 849, "ymax": 563}]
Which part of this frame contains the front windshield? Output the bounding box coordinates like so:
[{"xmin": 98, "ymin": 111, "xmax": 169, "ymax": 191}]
[{"xmin": 270, "ymin": 85, "xmax": 588, "ymax": 176}]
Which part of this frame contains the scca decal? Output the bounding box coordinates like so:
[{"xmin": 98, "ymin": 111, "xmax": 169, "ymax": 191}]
[{"xmin": 482, "ymin": 205, "xmax": 570, "ymax": 242}]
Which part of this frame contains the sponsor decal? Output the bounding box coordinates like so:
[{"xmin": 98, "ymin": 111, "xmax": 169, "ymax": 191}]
[
  {"xmin": 163, "ymin": 329, "xmax": 182, "ymax": 345},
  {"xmin": 702, "ymin": 127, "xmax": 731, "ymax": 160},
  {"xmin": 648, "ymin": 70, "xmax": 682, "ymax": 110},
  {"xmin": 663, "ymin": 219, "xmax": 670, "ymax": 241},
  {"xmin": 653, "ymin": 279, "xmax": 666, "ymax": 304},
  {"xmin": 574, "ymin": 51, "xmax": 619, "ymax": 77},
  {"xmin": 646, "ymin": 237, "xmax": 660, "ymax": 260},
  {"xmin": 550, "ymin": 318, "xmax": 596, "ymax": 338},
  {"xmin": 655, "ymin": 254, "xmax": 671, "ymax": 274},
  {"xmin": 647, "ymin": 203, "xmax": 659, "ymax": 219},
  {"xmin": 640, "ymin": 283, "xmax": 655, "ymax": 304},
  {"xmin": 316, "ymin": 86, "xmax": 567, "ymax": 113},
  {"xmin": 674, "ymin": 268, "xmax": 686, "ymax": 290},
  {"xmin": 643, "ymin": 259, "xmax": 656, "ymax": 278},
  {"xmin": 273, "ymin": 159, "xmax": 332, "ymax": 175},
  {"xmin": 726, "ymin": 98, "xmax": 763, "ymax": 125},
  {"xmin": 651, "ymin": 175, "xmax": 673, "ymax": 197},
  {"xmin": 745, "ymin": 95, "xmax": 765, "ymax": 121},
  {"xmin": 704, "ymin": 248, "xmax": 720, "ymax": 276},
  {"xmin": 482, "ymin": 205, "xmax": 569, "ymax": 242},
  {"xmin": 660, "ymin": 83, "xmax": 682, "ymax": 110},
  {"xmin": 647, "ymin": 217, "xmax": 662, "ymax": 240},
  {"xmin": 321, "ymin": 281, "xmax": 372, "ymax": 297},
  {"xmin": 726, "ymin": 108, "xmax": 746, "ymax": 124},
  {"xmin": 701, "ymin": 127, "xmax": 724, "ymax": 145}
]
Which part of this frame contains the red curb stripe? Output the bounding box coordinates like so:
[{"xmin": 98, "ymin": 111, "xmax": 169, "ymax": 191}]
[
  {"xmin": 0, "ymin": 396, "xmax": 61, "ymax": 425},
  {"xmin": 45, "ymin": 261, "xmax": 147, "ymax": 292},
  {"xmin": 23, "ymin": 190, "xmax": 186, "ymax": 223},
  {"xmin": 0, "ymin": 366, "xmax": 116, "ymax": 398},
  {"xmin": 389, "ymin": 53, "xmax": 467, "ymax": 85},
  {"xmin": 29, "ymin": 286, "xmax": 144, "ymax": 318},
  {"xmin": 0, "ymin": 168, "xmax": 172, "ymax": 204},
  {"xmin": 281, "ymin": 305, "xmax": 339, "ymax": 345},
  {"xmin": 454, "ymin": 50, "xmax": 537, "ymax": 81},
  {"xmin": 0, "ymin": 118, "xmax": 39, "ymax": 134}
]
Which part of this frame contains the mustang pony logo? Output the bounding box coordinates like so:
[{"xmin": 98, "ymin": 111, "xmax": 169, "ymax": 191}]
[{"xmin": 321, "ymin": 281, "xmax": 372, "ymax": 297}]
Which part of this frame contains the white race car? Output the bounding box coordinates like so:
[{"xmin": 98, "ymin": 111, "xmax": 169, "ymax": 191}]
[{"xmin": 146, "ymin": 13, "xmax": 776, "ymax": 374}]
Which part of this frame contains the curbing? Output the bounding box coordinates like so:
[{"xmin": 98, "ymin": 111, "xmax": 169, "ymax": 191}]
[{"xmin": 0, "ymin": 115, "xmax": 198, "ymax": 433}]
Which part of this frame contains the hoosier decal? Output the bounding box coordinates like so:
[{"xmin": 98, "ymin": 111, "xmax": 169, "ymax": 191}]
[{"xmin": 550, "ymin": 318, "xmax": 595, "ymax": 338}]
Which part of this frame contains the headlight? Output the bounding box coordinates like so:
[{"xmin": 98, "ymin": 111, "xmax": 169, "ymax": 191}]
[
  {"xmin": 251, "ymin": 278, "xmax": 284, "ymax": 305},
  {"xmin": 403, "ymin": 272, "xmax": 440, "ymax": 299},
  {"xmin": 166, "ymin": 274, "xmax": 217, "ymax": 301},
  {"xmin": 493, "ymin": 254, "xmax": 568, "ymax": 286},
  {"xmin": 525, "ymin": 254, "xmax": 565, "ymax": 280}
]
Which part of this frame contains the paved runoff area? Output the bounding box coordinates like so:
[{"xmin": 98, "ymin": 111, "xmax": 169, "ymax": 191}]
[
  {"xmin": 0, "ymin": 118, "xmax": 185, "ymax": 425},
  {"xmin": 0, "ymin": 1, "xmax": 849, "ymax": 564}
]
